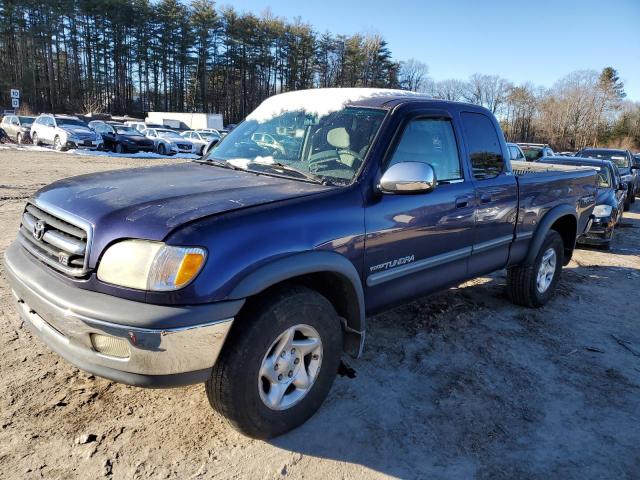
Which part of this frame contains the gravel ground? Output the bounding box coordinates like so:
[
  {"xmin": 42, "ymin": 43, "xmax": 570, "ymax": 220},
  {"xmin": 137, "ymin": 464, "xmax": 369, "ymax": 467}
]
[{"xmin": 0, "ymin": 148, "xmax": 639, "ymax": 479}]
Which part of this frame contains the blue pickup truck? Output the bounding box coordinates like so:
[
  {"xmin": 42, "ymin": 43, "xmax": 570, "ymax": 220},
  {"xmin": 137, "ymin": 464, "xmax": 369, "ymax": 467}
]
[{"xmin": 5, "ymin": 89, "xmax": 597, "ymax": 438}]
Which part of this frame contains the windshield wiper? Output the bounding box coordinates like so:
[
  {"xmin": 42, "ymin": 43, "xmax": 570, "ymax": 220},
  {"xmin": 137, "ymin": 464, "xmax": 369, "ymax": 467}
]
[
  {"xmin": 198, "ymin": 158, "xmax": 245, "ymax": 172},
  {"xmin": 254, "ymin": 161, "xmax": 334, "ymax": 185}
]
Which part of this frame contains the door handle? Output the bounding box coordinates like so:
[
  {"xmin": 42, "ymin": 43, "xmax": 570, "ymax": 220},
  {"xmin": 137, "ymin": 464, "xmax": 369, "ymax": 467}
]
[
  {"xmin": 480, "ymin": 194, "xmax": 492, "ymax": 204},
  {"xmin": 455, "ymin": 195, "xmax": 473, "ymax": 208}
]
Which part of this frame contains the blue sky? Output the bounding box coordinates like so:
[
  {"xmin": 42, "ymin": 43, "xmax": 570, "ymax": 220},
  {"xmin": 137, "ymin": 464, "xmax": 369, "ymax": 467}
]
[{"xmin": 224, "ymin": 0, "xmax": 640, "ymax": 100}]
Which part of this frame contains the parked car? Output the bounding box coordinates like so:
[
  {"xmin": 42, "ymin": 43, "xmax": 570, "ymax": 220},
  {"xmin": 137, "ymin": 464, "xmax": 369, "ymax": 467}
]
[
  {"xmin": 142, "ymin": 128, "xmax": 194, "ymax": 155},
  {"xmin": 30, "ymin": 114, "xmax": 102, "ymax": 151},
  {"xmin": 575, "ymin": 148, "xmax": 638, "ymax": 210},
  {"xmin": 4, "ymin": 89, "xmax": 597, "ymax": 440},
  {"xmin": 0, "ymin": 115, "xmax": 35, "ymax": 144},
  {"xmin": 181, "ymin": 130, "xmax": 221, "ymax": 155},
  {"xmin": 89, "ymin": 121, "xmax": 155, "ymax": 153},
  {"xmin": 517, "ymin": 143, "xmax": 555, "ymax": 161},
  {"xmin": 124, "ymin": 121, "xmax": 163, "ymax": 133},
  {"xmin": 539, "ymin": 156, "xmax": 627, "ymax": 248},
  {"xmin": 506, "ymin": 142, "xmax": 526, "ymax": 162}
]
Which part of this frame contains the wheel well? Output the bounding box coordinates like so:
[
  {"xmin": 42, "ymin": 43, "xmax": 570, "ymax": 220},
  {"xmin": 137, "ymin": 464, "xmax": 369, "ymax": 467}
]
[
  {"xmin": 235, "ymin": 272, "xmax": 363, "ymax": 358},
  {"xmin": 549, "ymin": 215, "xmax": 577, "ymax": 264}
]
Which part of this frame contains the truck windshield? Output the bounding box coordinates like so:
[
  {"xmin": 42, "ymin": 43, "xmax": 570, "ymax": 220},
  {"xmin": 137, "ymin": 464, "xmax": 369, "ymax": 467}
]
[
  {"xmin": 202, "ymin": 107, "xmax": 386, "ymax": 184},
  {"xmin": 596, "ymin": 168, "xmax": 611, "ymax": 188},
  {"xmin": 520, "ymin": 146, "xmax": 544, "ymax": 161},
  {"xmin": 579, "ymin": 149, "xmax": 629, "ymax": 169}
]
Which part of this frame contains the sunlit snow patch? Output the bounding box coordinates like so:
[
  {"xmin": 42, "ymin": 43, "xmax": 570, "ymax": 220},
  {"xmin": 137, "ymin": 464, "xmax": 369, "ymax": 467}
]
[{"xmin": 246, "ymin": 88, "xmax": 423, "ymax": 123}]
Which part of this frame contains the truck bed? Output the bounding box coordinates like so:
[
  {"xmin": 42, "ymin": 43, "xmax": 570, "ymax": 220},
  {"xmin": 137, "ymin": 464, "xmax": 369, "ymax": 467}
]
[{"xmin": 509, "ymin": 161, "xmax": 597, "ymax": 265}]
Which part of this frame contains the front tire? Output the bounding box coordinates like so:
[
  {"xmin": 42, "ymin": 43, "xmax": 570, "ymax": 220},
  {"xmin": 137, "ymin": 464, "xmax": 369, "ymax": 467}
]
[
  {"xmin": 206, "ymin": 286, "xmax": 343, "ymax": 439},
  {"xmin": 32, "ymin": 132, "xmax": 39, "ymax": 146},
  {"xmin": 16, "ymin": 133, "xmax": 23, "ymax": 144},
  {"xmin": 507, "ymin": 230, "xmax": 564, "ymax": 308},
  {"xmin": 157, "ymin": 143, "xmax": 166, "ymax": 155},
  {"xmin": 54, "ymin": 135, "xmax": 66, "ymax": 151},
  {"xmin": 114, "ymin": 143, "xmax": 124, "ymax": 154}
]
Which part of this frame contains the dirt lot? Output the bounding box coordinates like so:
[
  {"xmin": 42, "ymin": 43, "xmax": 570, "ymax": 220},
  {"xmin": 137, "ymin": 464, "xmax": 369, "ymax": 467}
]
[{"xmin": 0, "ymin": 148, "xmax": 639, "ymax": 479}]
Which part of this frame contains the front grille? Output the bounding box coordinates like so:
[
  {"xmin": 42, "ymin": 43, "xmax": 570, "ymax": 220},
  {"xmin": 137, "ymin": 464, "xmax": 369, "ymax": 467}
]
[
  {"xmin": 176, "ymin": 143, "xmax": 191, "ymax": 150},
  {"xmin": 18, "ymin": 202, "xmax": 91, "ymax": 277}
]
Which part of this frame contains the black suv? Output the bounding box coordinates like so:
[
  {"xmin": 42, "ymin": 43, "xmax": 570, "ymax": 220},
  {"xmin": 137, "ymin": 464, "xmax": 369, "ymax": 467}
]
[{"xmin": 89, "ymin": 121, "xmax": 155, "ymax": 153}]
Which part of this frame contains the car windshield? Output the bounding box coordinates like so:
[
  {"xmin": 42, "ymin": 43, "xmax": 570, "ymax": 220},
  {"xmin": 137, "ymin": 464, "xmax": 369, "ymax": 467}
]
[
  {"xmin": 520, "ymin": 146, "xmax": 544, "ymax": 161},
  {"xmin": 157, "ymin": 130, "xmax": 183, "ymax": 139},
  {"xmin": 197, "ymin": 132, "xmax": 219, "ymax": 140},
  {"xmin": 201, "ymin": 106, "xmax": 386, "ymax": 184},
  {"xmin": 56, "ymin": 118, "xmax": 86, "ymax": 127},
  {"xmin": 579, "ymin": 149, "xmax": 629, "ymax": 169},
  {"xmin": 116, "ymin": 126, "xmax": 142, "ymax": 136},
  {"xmin": 19, "ymin": 116, "xmax": 34, "ymax": 125}
]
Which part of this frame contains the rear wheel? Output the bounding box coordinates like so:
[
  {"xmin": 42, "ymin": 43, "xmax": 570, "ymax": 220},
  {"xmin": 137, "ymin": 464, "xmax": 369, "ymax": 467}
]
[
  {"xmin": 507, "ymin": 230, "xmax": 564, "ymax": 308},
  {"xmin": 206, "ymin": 286, "xmax": 342, "ymax": 439}
]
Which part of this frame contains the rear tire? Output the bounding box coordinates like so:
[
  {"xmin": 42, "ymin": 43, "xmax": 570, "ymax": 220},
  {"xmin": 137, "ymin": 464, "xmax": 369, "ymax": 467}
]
[
  {"xmin": 507, "ymin": 230, "xmax": 564, "ymax": 308},
  {"xmin": 205, "ymin": 286, "xmax": 343, "ymax": 439}
]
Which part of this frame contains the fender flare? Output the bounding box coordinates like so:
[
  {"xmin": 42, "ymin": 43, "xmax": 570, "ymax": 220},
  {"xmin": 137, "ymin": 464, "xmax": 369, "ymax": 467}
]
[
  {"xmin": 524, "ymin": 204, "xmax": 577, "ymax": 265},
  {"xmin": 228, "ymin": 251, "xmax": 366, "ymax": 357}
]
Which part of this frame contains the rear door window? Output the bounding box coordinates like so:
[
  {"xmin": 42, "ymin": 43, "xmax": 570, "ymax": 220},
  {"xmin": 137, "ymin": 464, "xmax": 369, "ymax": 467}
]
[{"xmin": 460, "ymin": 112, "xmax": 505, "ymax": 179}]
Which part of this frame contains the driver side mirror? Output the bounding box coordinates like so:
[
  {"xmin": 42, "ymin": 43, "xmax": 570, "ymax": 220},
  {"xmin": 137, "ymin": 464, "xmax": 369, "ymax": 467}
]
[{"xmin": 378, "ymin": 162, "xmax": 437, "ymax": 194}]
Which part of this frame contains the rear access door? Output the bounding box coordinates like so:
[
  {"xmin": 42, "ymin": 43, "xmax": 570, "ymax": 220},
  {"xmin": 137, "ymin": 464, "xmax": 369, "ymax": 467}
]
[{"xmin": 459, "ymin": 111, "xmax": 518, "ymax": 276}]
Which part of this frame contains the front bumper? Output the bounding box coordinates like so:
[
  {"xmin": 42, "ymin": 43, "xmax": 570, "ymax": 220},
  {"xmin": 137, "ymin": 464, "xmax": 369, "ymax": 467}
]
[
  {"xmin": 578, "ymin": 217, "xmax": 614, "ymax": 245},
  {"xmin": 4, "ymin": 242, "xmax": 243, "ymax": 387},
  {"xmin": 66, "ymin": 139, "xmax": 102, "ymax": 150}
]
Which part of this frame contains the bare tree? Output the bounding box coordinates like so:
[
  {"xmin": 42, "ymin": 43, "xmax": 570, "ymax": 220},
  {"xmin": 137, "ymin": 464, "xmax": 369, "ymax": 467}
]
[
  {"xmin": 433, "ymin": 79, "xmax": 466, "ymax": 101},
  {"xmin": 399, "ymin": 58, "xmax": 429, "ymax": 92},
  {"xmin": 463, "ymin": 74, "xmax": 512, "ymax": 114}
]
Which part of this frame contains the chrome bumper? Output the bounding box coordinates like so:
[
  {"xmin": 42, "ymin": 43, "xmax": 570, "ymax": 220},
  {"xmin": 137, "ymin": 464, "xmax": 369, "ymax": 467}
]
[{"xmin": 4, "ymin": 242, "xmax": 240, "ymax": 385}]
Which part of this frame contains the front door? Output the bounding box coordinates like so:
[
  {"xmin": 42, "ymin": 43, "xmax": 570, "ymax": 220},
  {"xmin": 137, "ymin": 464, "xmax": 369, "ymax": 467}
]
[{"xmin": 364, "ymin": 114, "xmax": 476, "ymax": 312}]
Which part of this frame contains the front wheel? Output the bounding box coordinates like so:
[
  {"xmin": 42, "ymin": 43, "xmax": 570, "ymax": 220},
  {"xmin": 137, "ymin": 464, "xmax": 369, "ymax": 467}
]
[
  {"xmin": 206, "ymin": 286, "xmax": 343, "ymax": 439},
  {"xmin": 507, "ymin": 230, "xmax": 564, "ymax": 308},
  {"xmin": 16, "ymin": 133, "xmax": 23, "ymax": 144},
  {"xmin": 157, "ymin": 143, "xmax": 166, "ymax": 155},
  {"xmin": 114, "ymin": 143, "xmax": 124, "ymax": 154},
  {"xmin": 53, "ymin": 135, "xmax": 65, "ymax": 151},
  {"xmin": 32, "ymin": 132, "xmax": 39, "ymax": 146}
]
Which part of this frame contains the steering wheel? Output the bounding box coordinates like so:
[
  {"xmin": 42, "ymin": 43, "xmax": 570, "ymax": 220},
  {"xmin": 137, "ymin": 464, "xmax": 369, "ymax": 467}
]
[{"xmin": 309, "ymin": 149, "xmax": 364, "ymax": 172}]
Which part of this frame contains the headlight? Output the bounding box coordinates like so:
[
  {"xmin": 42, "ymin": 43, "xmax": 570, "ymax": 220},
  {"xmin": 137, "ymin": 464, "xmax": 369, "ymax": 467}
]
[
  {"xmin": 68, "ymin": 134, "xmax": 79, "ymax": 142},
  {"xmin": 97, "ymin": 240, "xmax": 206, "ymax": 291},
  {"xmin": 593, "ymin": 205, "xmax": 613, "ymax": 218}
]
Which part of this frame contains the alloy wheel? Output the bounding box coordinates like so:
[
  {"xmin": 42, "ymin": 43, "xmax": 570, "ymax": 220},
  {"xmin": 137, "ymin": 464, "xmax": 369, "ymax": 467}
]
[
  {"xmin": 258, "ymin": 324, "xmax": 323, "ymax": 411},
  {"xmin": 536, "ymin": 248, "xmax": 556, "ymax": 293}
]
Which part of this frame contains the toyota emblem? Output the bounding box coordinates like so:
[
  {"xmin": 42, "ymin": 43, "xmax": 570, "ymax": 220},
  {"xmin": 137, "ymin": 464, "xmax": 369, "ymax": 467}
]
[{"xmin": 32, "ymin": 220, "xmax": 46, "ymax": 241}]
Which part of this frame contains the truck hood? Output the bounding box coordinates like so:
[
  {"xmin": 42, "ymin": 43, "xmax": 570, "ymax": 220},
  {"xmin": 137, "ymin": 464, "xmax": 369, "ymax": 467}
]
[{"xmin": 32, "ymin": 162, "xmax": 332, "ymax": 264}]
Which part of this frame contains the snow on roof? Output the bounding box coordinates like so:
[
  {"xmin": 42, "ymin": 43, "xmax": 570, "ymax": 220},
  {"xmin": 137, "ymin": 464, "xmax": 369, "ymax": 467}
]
[{"xmin": 246, "ymin": 88, "xmax": 421, "ymax": 123}]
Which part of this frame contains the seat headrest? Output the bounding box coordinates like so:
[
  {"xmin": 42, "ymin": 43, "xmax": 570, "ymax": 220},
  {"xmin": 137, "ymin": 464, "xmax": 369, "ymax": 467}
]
[{"xmin": 327, "ymin": 127, "xmax": 350, "ymax": 149}]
